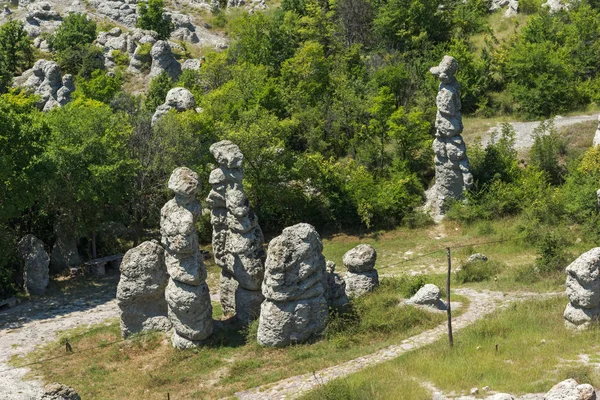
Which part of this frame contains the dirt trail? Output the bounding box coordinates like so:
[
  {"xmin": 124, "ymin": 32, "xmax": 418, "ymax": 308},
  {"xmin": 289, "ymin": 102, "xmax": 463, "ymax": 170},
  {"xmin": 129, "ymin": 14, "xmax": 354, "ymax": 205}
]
[
  {"xmin": 483, "ymin": 114, "xmax": 598, "ymax": 150},
  {"xmin": 235, "ymin": 289, "xmax": 561, "ymax": 400}
]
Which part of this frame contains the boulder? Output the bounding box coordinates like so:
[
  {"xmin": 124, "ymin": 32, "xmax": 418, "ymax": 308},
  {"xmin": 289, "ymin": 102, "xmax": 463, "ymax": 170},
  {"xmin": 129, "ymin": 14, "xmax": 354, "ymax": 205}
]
[
  {"xmin": 258, "ymin": 223, "xmax": 328, "ymax": 347},
  {"xmin": 149, "ymin": 40, "xmax": 181, "ymax": 81},
  {"xmin": 343, "ymin": 244, "xmax": 379, "ymax": 298},
  {"xmin": 17, "ymin": 234, "xmax": 49, "ymax": 295},
  {"xmin": 564, "ymin": 248, "xmax": 600, "ymax": 329},
  {"xmin": 406, "ymin": 284, "xmax": 447, "ymax": 310},
  {"xmin": 14, "ymin": 60, "xmax": 74, "ymax": 111},
  {"xmin": 40, "ymin": 383, "xmax": 81, "ymax": 400},
  {"xmin": 545, "ymin": 379, "xmax": 596, "ymax": 400},
  {"xmin": 325, "ymin": 261, "xmax": 349, "ymax": 310},
  {"xmin": 116, "ymin": 240, "xmax": 172, "ymax": 338},
  {"xmin": 151, "ymin": 87, "xmax": 196, "ymax": 126},
  {"xmin": 182, "ymin": 59, "xmax": 202, "ymax": 71},
  {"xmin": 467, "ymin": 253, "xmax": 488, "ymax": 263}
]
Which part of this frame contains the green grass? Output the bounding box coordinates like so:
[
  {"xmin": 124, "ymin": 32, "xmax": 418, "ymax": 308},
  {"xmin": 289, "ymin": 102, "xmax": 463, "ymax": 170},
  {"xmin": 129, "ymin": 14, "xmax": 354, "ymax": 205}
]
[
  {"xmin": 303, "ymin": 296, "xmax": 600, "ymax": 399},
  {"xmin": 18, "ymin": 278, "xmax": 453, "ymax": 399}
]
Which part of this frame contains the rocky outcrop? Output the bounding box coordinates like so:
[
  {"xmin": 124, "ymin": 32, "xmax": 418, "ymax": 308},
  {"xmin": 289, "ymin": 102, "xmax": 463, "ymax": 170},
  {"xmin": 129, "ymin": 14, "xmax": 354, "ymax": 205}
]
[
  {"xmin": 50, "ymin": 215, "xmax": 81, "ymax": 274},
  {"xmin": 406, "ymin": 284, "xmax": 446, "ymax": 310},
  {"xmin": 325, "ymin": 261, "xmax": 349, "ymax": 310},
  {"xmin": 542, "ymin": 0, "xmax": 570, "ymax": 13},
  {"xmin": 425, "ymin": 55, "xmax": 473, "ymax": 219},
  {"xmin": 22, "ymin": 2, "xmax": 62, "ymax": 38},
  {"xmin": 545, "ymin": 379, "xmax": 596, "ymax": 400},
  {"xmin": 116, "ymin": 240, "xmax": 172, "ymax": 338},
  {"xmin": 257, "ymin": 223, "xmax": 328, "ymax": 347},
  {"xmin": 490, "ymin": 0, "xmax": 519, "ymax": 16},
  {"xmin": 88, "ymin": 0, "xmax": 137, "ymax": 27},
  {"xmin": 96, "ymin": 27, "xmax": 137, "ymax": 69},
  {"xmin": 161, "ymin": 167, "xmax": 213, "ymax": 348},
  {"xmin": 40, "ymin": 382, "xmax": 81, "ymax": 400},
  {"xmin": 343, "ymin": 244, "xmax": 379, "ymax": 298},
  {"xmin": 14, "ymin": 60, "xmax": 74, "ymax": 111},
  {"xmin": 564, "ymin": 248, "xmax": 600, "ymax": 330},
  {"xmin": 149, "ymin": 40, "xmax": 181, "ymax": 81},
  {"xmin": 151, "ymin": 87, "xmax": 196, "ymax": 126},
  {"xmin": 593, "ymin": 115, "xmax": 600, "ymax": 147},
  {"xmin": 167, "ymin": 12, "xmax": 199, "ymax": 43},
  {"xmin": 206, "ymin": 140, "xmax": 266, "ymax": 323},
  {"xmin": 17, "ymin": 235, "xmax": 49, "ymax": 295}
]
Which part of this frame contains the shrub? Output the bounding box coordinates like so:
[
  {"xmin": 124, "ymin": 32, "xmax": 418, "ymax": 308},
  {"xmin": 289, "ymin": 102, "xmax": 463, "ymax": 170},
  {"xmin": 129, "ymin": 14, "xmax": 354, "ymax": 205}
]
[
  {"xmin": 137, "ymin": 0, "xmax": 174, "ymax": 40},
  {"xmin": 534, "ymin": 231, "xmax": 571, "ymax": 274},
  {"xmin": 135, "ymin": 43, "xmax": 153, "ymax": 73},
  {"xmin": 529, "ymin": 121, "xmax": 567, "ymax": 185},
  {"xmin": 77, "ymin": 70, "xmax": 123, "ymax": 104},
  {"xmin": 455, "ymin": 259, "xmax": 502, "ymax": 283},
  {"xmin": 144, "ymin": 71, "xmax": 173, "ymax": 111},
  {"xmin": 112, "ymin": 50, "xmax": 130, "ymax": 68}
]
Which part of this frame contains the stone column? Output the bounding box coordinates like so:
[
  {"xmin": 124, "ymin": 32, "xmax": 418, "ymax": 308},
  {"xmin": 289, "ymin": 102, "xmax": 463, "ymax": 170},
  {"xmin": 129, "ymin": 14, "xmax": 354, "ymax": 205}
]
[
  {"xmin": 161, "ymin": 167, "xmax": 213, "ymax": 348},
  {"xmin": 18, "ymin": 234, "xmax": 49, "ymax": 295},
  {"xmin": 258, "ymin": 223, "xmax": 328, "ymax": 347},
  {"xmin": 206, "ymin": 140, "xmax": 265, "ymax": 324},
  {"xmin": 426, "ymin": 55, "xmax": 473, "ymax": 219},
  {"xmin": 564, "ymin": 248, "xmax": 600, "ymax": 330}
]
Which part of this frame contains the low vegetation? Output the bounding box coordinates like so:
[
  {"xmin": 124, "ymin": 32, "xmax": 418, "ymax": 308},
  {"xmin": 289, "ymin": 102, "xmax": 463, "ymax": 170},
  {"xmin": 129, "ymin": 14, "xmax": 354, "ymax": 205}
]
[
  {"xmin": 16, "ymin": 279, "xmax": 455, "ymax": 399},
  {"xmin": 303, "ymin": 296, "xmax": 600, "ymax": 399}
]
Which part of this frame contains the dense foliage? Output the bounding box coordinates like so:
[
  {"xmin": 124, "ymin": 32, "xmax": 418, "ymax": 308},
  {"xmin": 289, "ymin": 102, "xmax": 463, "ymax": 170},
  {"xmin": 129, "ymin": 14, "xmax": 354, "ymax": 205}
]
[{"xmin": 3, "ymin": 0, "xmax": 600, "ymax": 296}]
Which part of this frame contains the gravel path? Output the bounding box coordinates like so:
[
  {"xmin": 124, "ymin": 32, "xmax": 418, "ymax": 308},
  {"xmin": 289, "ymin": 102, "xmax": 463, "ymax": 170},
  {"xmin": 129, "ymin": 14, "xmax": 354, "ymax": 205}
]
[
  {"xmin": 484, "ymin": 114, "xmax": 598, "ymax": 150},
  {"xmin": 235, "ymin": 289, "xmax": 560, "ymax": 400}
]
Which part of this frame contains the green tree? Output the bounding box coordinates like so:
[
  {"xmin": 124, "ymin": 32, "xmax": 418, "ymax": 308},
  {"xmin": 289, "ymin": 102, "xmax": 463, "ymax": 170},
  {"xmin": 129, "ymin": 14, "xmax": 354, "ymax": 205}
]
[
  {"xmin": 0, "ymin": 20, "xmax": 32, "ymax": 75},
  {"xmin": 77, "ymin": 70, "xmax": 124, "ymax": 103},
  {"xmin": 137, "ymin": 0, "xmax": 174, "ymax": 40},
  {"xmin": 53, "ymin": 13, "xmax": 98, "ymax": 75},
  {"xmin": 145, "ymin": 71, "xmax": 173, "ymax": 111}
]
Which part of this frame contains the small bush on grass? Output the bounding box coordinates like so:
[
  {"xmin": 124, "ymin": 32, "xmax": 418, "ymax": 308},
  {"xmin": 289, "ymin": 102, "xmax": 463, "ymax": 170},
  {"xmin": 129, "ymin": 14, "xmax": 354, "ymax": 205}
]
[
  {"xmin": 534, "ymin": 231, "xmax": 572, "ymax": 274},
  {"xmin": 455, "ymin": 259, "xmax": 502, "ymax": 283}
]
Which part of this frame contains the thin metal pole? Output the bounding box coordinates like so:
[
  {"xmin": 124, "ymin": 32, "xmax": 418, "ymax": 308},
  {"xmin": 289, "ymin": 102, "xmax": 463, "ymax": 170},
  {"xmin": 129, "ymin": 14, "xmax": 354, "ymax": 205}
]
[{"xmin": 446, "ymin": 247, "xmax": 453, "ymax": 347}]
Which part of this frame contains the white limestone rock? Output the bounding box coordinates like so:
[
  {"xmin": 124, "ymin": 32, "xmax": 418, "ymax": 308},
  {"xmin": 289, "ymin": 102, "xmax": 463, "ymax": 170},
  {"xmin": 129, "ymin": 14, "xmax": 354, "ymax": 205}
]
[
  {"xmin": 325, "ymin": 261, "xmax": 349, "ymax": 310},
  {"xmin": 564, "ymin": 248, "xmax": 600, "ymax": 329},
  {"xmin": 151, "ymin": 87, "xmax": 196, "ymax": 126},
  {"xmin": 40, "ymin": 383, "xmax": 81, "ymax": 400},
  {"xmin": 343, "ymin": 244, "xmax": 377, "ymax": 273},
  {"xmin": 18, "ymin": 234, "xmax": 49, "ymax": 295},
  {"xmin": 116, "ymin": 240, "xmax": 172, "ymax": 338},
  {"xmin": 545, "ymin": 379, "xmax": 596, "ymax": 400},
  {"xmin": 407, "ymin": 284, "xmax": 447, "ymax": 310},
  {"xmin": 258, "ymin": 223, "xmax": 328, "ymax": 347},
  {"xmin": 149, "ymin": 40, "xmax": 181, "ymax": 81},
  {"xmin": 343, "ymin": 244, "xmax": 379, "ymax": 298}
]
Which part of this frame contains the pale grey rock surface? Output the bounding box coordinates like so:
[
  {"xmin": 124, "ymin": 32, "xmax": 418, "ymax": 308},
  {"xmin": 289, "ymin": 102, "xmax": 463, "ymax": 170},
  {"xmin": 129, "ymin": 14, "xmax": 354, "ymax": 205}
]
[
  {"xmin": 14, "ymin": 60, "xmax": 74, "ymax": 111},
  {"xmin": 151, "ymin": 87, "xmax": 196, "ymax": 126},
  {"xmin": 161, "ymin": 167, "xmax": 213, "ymax": 348},
  {"xmin": 207, "ymin": 140, "xmax": 266, "ymax": 323},
  {"xmin": 542, "ymin": 0, "xmax": 570, "ymax": 12},
  {"xmin": 407, "ymin": 283, "xmax": 447, "ymax": 310},
  {"xmin": 544, "ymin": 379, "xmax": 596, "ymax": 400},
  {"xmin": 564, "ymin": 248, "xmax": 600, "ymax": 329},
  {"xmin": 425, "ymin": 55, "xmax": 473, "ymax": 219},
  {"xmin": 343, "ymin": 244, "xmax": 379, "ymax": 298},
  {"xmin": 40, "ymin": 382, "xmax": 80, "ymax": 400},
  {"xmin": 116, "ymin": 240, "xmax": 172, "ymax": 338},
  {"xmin": 594, "ymin": 115, "xmax": 600, "ymax": 147},
  {"xmin": 467, "ymin": 253, "xmax": 488, "ymax": 263},
  {"xmin": 18, "ymin": 235, "xmax": 49, "ymax": 296},
  {"xmin": 149, "ymin": 40, "xmax": 181, "ymax": 81},
  {"xmin": 258, "ymin": 223, "xmax": 328, "ymax": 347}
]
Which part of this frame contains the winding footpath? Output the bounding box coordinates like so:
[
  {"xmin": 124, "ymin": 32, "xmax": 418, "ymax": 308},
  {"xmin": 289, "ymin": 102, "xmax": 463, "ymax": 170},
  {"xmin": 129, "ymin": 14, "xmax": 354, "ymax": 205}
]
[{"xmin": 235, "ymin": 288, "xmax": 561, "ymax": 400}]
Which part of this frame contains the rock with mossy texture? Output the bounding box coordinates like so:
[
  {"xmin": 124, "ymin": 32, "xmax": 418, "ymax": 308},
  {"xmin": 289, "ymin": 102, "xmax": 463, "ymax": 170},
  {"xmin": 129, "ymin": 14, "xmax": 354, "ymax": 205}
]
[
  {"xmin": 564, "ymin": 248, "xmax": 600, "ymax": 330},
  {"xmin": 207, "ymin": 140, "xmax": 266, "ymax": 323},
  {"xmin": 151, "ymin": 87, "xmax": 196, "ymax": 126},
  {"xmin": 40, "ymin": 382, "xmax": 81, "ymax": 400},
  {"xmin": 161, "ymin": 167, "xmax": 213, "ymax": 348},
  {"xmin": 545, "ymin": 379, "xmax": 596, "ymax": 400},
  {"xmin": 18, "ymin": 234, "xmax": 49, "ymax": 295},
  {"xmin": 343, "ymin": 244, "xmax": 379, "ymax": 298},
  {"xmin": 257, "ymin": 223, "xmax": 328, "ymax": 347},
  {"xmin": 425, "ymin": 55, "xmax": 472, "ymax": 219},
  {"xmin": 116, "ymin": 240, "xmax": 172, "ymax": 338},
  {"xmin": 406, "ymin": 284, "xmax": 446, "ymax": 310}
]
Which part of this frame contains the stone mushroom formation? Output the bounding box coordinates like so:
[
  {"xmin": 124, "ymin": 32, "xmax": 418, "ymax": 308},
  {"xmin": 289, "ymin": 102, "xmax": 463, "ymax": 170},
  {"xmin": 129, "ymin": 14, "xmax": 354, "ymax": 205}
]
[
  {"xmin": 161, "ymin": 167, "xmax": 213, "ymax": 348},
  {"xmin": 116, "ymin": 240, "xmax": 172, "ymax": 338},
  {"xmin": 257, "ymin": 223, "xmax": 328, "ymax": 347},
  {"xmin": 564, "ymin": 247, "xmax": 600, "ymax": 330},
  {"xmin": 343, "ymin": 244, "xmax": 379, "ymax": 298},
  {"xmin": 426, "ymin": 55, "xmax": 473, "ymax": 219},
  {"xmin": 17, "ymin": 234, "xmax": 50, "ymax": 295},
  {"xmin": 206, "ymin": 140, "xmax": 266, "ymax": 324}
]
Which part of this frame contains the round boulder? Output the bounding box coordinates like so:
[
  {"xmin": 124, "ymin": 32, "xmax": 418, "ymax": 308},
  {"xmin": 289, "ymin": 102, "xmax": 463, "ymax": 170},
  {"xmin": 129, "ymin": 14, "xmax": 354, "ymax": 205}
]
[{"xmin": 343, "ymin": 244, "xmax": 377, "ymax": 273}]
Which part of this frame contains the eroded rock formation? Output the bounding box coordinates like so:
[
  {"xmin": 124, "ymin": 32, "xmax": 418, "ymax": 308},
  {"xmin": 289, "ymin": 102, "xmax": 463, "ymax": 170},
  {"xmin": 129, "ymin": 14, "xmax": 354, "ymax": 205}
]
[
  {"xmin": 343, "ymin": 244, "xmax": 379, "ymax": 298},
  {"xmin": 14, "ymin": 60, "xmax": 75, "ymax": 111},
  {"xmin": 17, "ymin": 234, "xmax": 49, "ymax": 295},
  {"xmin": 325, "ymin": 261, "xmax": 349, "ymax": 310},
  {"xmin": 151, "ymin": 87, "xmax": 196, "ymax": 126},
  {"xmin": 564, "ymin": 248, "xmax": 600, "ymax": 330},
  {"xmin": 426, "ymin": 55, "xmax": 473, "ymax": 218},
  {"xmin": 206, "ymin": 140, "xmax": 266, "ymax": 323},
  {"xmin": 545, "ymin": 379, "xmax": 596, "ymax": 400},
  {"xmin": 116, "ymin": 240, "xmax": 172, "ymax": 338},
  {"xmin": 40, "ymin": 382, "xmax": 81, "ymax": 400},
  {"xmin": 50, "ymin": 215, "xmax": 81, "ymax": 273},
  {"xmin": 149, "ymin": 40, "xmax": 181, "ymax": 81},
  {"xmin": 161, "ymin": 167, "xmax": 213, "ymax": 348},
  {"xmin": 257, "ymin": 223, "xmax": 328, "ymax": 347},
  {"xmin": 406, "ymin": 283, "xmax": 446, "ymax": 310}
]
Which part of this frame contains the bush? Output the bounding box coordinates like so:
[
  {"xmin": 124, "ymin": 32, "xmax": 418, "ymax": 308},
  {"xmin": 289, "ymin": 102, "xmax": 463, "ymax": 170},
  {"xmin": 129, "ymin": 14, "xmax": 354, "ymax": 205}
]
[
  {"xmin": 455, "ymin": 259, "xmax": 502, "ymax": 283},
  {"xmin": 529, "ymin": 121, "xmax": 567, "ymax": 185},
  {"xmin": 77, "ymin": 70, "xmax": 123, "ymax": 104},
  {"xmin": 52, "ymin": 13, "xmax": 97, "ymax": 52},
  {"xmin": 145, "ymin": 71, "xmax": 173, "ymax": 111},
  {"xmin": 112, "ymin": 50, "xmax": 130, "ymax": 68},
  {"xmin": 137, "ymin": 0, "xmax": 174, "ymax": 40},
  {"xmin": 534, "ymin": 231, "xmax": 571, "ymax": 274}
]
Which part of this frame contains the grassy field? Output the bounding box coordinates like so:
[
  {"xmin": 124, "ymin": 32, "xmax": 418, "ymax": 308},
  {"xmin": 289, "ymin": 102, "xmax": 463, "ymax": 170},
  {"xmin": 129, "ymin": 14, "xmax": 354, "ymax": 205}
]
[
  {"xmin": 16, "ymin": 279, "xmax": 460, "ymax": 400},
  {"xmin": 303, "ymin": 296, "xmax": 600, "ymax": 399}
]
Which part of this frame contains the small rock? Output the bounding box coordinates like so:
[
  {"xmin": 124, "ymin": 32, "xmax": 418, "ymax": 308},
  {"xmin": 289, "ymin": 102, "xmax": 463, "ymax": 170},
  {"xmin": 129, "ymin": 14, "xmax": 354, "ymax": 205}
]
[
  {"xmin": 467, "ymin": 253, "xmax": 488, "ymax": 263},
  {"xmin": 406, "ymin": 284, "xmax": 447, "ymax": 310},
  {"xmin": 470, "ymin": 387, "xmax": 479, "ymax": 395},
  {"xmin": 41, "ymin": 382, "xmax": 81, "ymax": 400}
]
